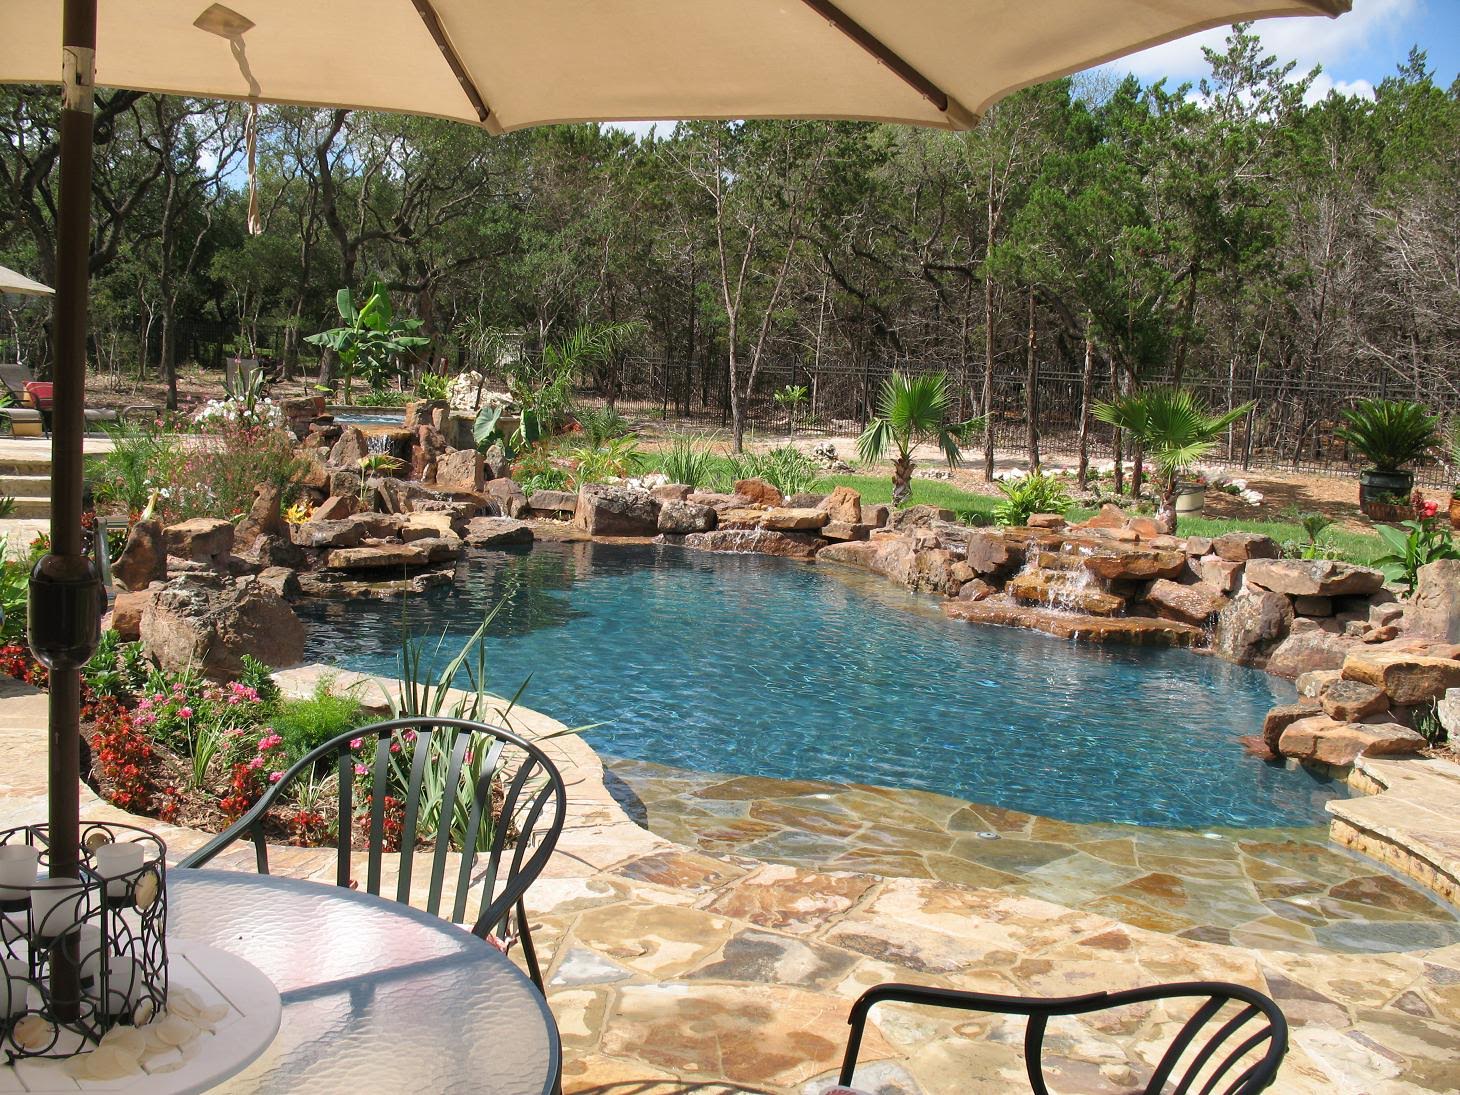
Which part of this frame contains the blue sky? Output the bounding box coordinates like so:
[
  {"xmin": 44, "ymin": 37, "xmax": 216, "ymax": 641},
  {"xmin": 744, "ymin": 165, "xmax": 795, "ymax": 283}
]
[{"xmin": 1103, "ymin": 0, "xmax": 1458, "ymax": 99}]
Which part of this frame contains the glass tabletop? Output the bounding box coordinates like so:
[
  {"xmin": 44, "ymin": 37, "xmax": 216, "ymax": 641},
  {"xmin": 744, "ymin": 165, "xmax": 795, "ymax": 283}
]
[{"xmin": 168, "ymin": 869, "xmax": 560, "ymax": 1095}]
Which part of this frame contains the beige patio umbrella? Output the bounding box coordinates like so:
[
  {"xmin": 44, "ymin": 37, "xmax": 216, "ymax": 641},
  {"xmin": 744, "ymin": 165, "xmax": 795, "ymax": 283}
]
[
  {"xmin": 1, "ymin": 0, "xmax": 1350, "ymax": 1018},
  {"xmin": 4, "ymin": 1, "xmax": 1350, "ymax": 133},
  {"xmin": 0, "ymin": 263, "xmax": 54, "ymax": 296}
]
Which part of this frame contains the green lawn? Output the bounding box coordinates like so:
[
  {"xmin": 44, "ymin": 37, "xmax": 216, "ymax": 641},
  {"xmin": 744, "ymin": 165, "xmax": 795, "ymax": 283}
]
[{"xmin": 816, "ymin": 473, "xmax": 1384, "ymax": 564}]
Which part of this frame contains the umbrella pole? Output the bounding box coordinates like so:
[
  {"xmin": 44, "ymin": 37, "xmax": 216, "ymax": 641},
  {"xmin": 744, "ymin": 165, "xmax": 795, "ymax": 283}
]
[{"xmin": 33, "ymin": 0, "xmax": 99, "ymax": 1022}]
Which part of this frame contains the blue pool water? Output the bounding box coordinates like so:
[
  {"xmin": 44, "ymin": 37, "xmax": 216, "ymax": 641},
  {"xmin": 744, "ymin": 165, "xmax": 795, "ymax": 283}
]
[{"xmin": 298, "ymin": 542, "xmax": 1340, "ymax": 829}]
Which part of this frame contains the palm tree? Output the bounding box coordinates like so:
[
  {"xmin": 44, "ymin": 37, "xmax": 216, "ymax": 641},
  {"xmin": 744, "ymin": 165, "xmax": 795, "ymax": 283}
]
[
  {"xmin": 857, "ymin": 372, "xmax": 980, "ymax": 506},
  {"xmin": 1093, "ymin": 387, "xmax": 1254, "ymax": 530}
]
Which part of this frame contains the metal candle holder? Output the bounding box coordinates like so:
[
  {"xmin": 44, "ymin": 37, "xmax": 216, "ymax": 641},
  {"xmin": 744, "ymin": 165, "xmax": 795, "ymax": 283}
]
[{"xmin": 0, "ymin": 822, "xmax": 168, "ymax": 1062}]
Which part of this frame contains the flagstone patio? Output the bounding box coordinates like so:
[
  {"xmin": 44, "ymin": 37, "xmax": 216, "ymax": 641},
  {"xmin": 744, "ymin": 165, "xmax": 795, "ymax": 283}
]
[{"xmin": 3, "ymin": 671, "xmax": 1459, "ymax": 1093}]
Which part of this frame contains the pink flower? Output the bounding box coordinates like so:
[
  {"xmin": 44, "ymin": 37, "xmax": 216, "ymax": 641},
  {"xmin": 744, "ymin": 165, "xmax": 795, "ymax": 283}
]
[
  {"xmin": 136, "ymin": 697, "xmax": 153, "ymax": 711},
  {"xmin": 402, "ymin": 730, "xmax": 417, "ymax": 743},
  {"xmin": 390, "ymin": 742, "xmax": 401, "ymax": 753},
  {"xmin": 350, "ymin": 738, "xmax": 364, "ymax": 750},
  {"xmin": 178, "ymin": 706, "xmax": 193, "ymax": 719},
  {"xmin": 354, "ymin": 764, "xmax": 368, "ymax": 776},
  {"xmin": 247, "ymin": 756, "xmax": 265, "ymax": 770},
  {"xmin": 268, "ymin": 771, "xmax": 283, "ymax": 783}
]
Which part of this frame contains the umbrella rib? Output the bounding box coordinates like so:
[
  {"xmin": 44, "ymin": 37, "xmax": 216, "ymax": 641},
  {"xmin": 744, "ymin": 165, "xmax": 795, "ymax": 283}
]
[
  {"xmin": 797, "ymin": 0, "xmax": 969, "ymax": 123},
  {"xmin": 411, "ymin": 0, "xmax": 491, "ymax": 125}
]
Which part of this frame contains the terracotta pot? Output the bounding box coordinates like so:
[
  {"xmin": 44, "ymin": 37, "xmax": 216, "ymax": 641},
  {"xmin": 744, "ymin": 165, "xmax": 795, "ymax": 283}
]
[{"xmin": 1450, "ymin": 495, "xmax": 1460, "ymax": 530}]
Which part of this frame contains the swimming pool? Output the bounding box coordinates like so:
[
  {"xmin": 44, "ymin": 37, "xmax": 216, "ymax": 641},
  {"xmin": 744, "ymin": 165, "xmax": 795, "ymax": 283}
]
[{"xmin": 299, "ymin": 541, "xmax": 1337, "ymax": 829}]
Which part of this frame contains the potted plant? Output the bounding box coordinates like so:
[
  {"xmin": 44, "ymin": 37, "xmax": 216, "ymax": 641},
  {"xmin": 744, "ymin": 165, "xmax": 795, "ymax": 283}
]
[
  {"xmin": 1174, "ymin": 471, "xmax": 1208, "ymax": 515},
  {"xmin": 1092, "ymin": 387, "xmax": 1254, "ymax": 532},
  {"xmin": 1449, "ymin": 417, "xmax": 1460, "ymax": 530},
  {"xmin": 1334, "ymin": 398, "xmax": 1438, "ymax": 520}
]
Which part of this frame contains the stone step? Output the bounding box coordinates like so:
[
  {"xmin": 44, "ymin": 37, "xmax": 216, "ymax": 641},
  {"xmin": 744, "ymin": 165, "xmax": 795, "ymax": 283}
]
[
  {"xmin": 945, "ymin": 596, "xmax": 1203, "ymax": 646},
  {"xmin": 0, "ymin": 459, "xmax": 52, "ymax": 478},
  {"xmin": 1007, "ymin": 569, "xmax": 1125, "ymax": 616},
  {"xmin": 0, "ymin": 474, "xmax": 51, "ymax": 496},
  {"xmin": 1, "ymin": 496, "xmax": 49, "ymax": 518}
]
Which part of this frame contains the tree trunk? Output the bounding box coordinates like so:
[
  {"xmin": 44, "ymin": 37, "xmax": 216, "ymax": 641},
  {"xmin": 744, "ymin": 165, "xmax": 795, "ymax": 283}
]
[
  {"xmin": 1110, "ymin": 353, "xmax": 1124, "ymax": 497},
  {"xmin": 981, "ymin": 240, "xmax": 996, "ymax": 482},
  {"xmin": 891, "ymin": 454, "xmax": 914, "ymax": 506},
  {"xmin": 160, "ymin": 297, "xmax": 178, "ymax": 411},
  {"xmin": 1076, "ymin": 330, "xmax": 1095, "ymax": 488},
  {"xmin": 1024, "ymin": 287, "xmax": 1039, "ymax": 474}
]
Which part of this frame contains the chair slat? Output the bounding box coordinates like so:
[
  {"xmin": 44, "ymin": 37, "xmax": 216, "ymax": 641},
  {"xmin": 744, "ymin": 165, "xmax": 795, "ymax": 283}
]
[
  {"xmin": 1200, "ymin": 1028, "xmax": 1273, "ymax": 1095},
  {"xmin": 426, "ymin": 731, "xmax": 471, "ymax": 917},
  {"xmin": 1173, "ymin": 1005, "xmax": 1260, "ymax": 1095},
  {"xmin": 1151, "ymin": 996, "xmax": 1230, "ymax": 1092},
  {"xmin": 336, "ymin": 751, "xmax": 353, "ymax": 888},
  {"xmin": 472, "ymin": 754, "xmax": 538, "ymax": 925},
  {"xmin": 366, "ymin": 734, "xmax": 392, "ymax": 895},
  {"xmin": 1023, "ymin": 1014, "xmax": 1051, "ymax": 1095},
  {"xmin": 395, "ymin": 727, "xmax": 434, "ymax": 904},
  {"xmin": 475, "ymin": 773, "xmax": 551, "ymax": 935}
]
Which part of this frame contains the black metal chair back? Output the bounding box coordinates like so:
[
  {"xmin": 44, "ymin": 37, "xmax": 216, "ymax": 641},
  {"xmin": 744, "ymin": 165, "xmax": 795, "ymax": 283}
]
[
  {"xmin": 179, "ymin": 716, "xmax": 567, "ymax": 989},
  {"xmin": 837, "ymin": 980, "xmax": 1287, "ymax": 1095}
]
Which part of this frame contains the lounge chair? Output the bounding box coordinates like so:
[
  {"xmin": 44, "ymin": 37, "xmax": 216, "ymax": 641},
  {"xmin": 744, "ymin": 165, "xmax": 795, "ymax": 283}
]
[
  {"xmin": 828, "ymin": 980, "xmax": 1287, "ymax": 1094},
  {"xmin": 0, "ymin": 363, "xmax": 157, "ymax": 433}
]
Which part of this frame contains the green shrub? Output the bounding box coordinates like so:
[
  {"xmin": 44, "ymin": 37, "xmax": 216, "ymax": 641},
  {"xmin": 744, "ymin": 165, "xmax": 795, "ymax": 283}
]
[
  {"xmin": 91, "ymin": 418, "xmax": 179, "ymax": 516},
  {"xmin": 271, "ymin": 682, "xmax": 371, "ymax": 762},
  {"xmin": 992, "ymin": 473, "xmax": 1073, "ymax": 527},
  {"xmin": 565, "ymin": 436, "xmax": 645, "ymax": 485},
  {"xmin": 0, "ymin": 540, "xmax": 28, "ymax": 645},
  {"xmin": 1334, "ymin": 398, "xmax": 1439, "ymax": 473},
  {"xmin": 727, "ymin": 446, "xmax": 820, "ymax": 497},
  {"xmin": 414, "ymin": 372, "xmax": 451, "ymax": 401}
]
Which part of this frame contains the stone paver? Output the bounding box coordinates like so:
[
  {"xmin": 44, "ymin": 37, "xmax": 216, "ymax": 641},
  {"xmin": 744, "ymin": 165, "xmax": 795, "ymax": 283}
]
[{"xmin": 3, "ymin": 671, "xmax": 1459, "ymax": 1093}]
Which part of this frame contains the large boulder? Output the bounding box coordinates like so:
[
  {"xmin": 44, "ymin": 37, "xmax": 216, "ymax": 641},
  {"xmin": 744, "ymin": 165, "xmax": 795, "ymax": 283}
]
[
  {"xmin": 1440, "ymin": 688, "xmax": 1460, "ymax": 740},
  {"xmin": 1341, "ymin": 649, "xmax": 1460, "ymax": 706},
  {"xmin": 679, "ymin": 529, "xmax": 821, "ymax": 560},
  {"xmin": 239, "ymin": 532, "xmax": 303, "ymax": 570},
  {"xmin": 107, "ymin": 589, "xmax": 153, "ymax": 642},
  {"xmin": 1277, "ymin": 715, "xmax": 1426, "ymax": 767},
  {"xmin": 817, "ymin": 486, "xmax": 862, "ymax": 524},
  {"xmin": 528, "ymin": 489, "xmax": 578, "ymax": 518},
  {"xmin": 311, "ymin": 494, "xmax": 357, "ymax": 522},
  {"xmin": 290, "ymin": 518, "xmax": 366, "ymax": 550},
  {"xmin": 1320, "ymin": 679, "xmax": 1389, "ymax": 722},
  {"xmin": 485, "ymin": 478, "xmax": 530, "ymax": 519},
  {"xmin": 573, "ymin": 483, "xmax": 659, "ymax": 536},
  {"xmin": 1262, "ymin": 702, "xmax": 1320, "ymax": 753},
  {"xmin": 233, "ymin": 483, "xmax": 287, "ymax": 550},
  {"xmin": 1409, "ymin": 559, "xmax": 1460, "ymax": 642},
  {"xmin": 463, "ymin": 517, "xmax": 534, "ymax": 547},
  {"xmin": 889, "ymin": 505, "xmax": 954, "ymax": 531},
  {"xmin": 1197, "ymin": 556, "xmax": 1243, "ymax": 594},
  {"xmin": 759, "ymin": 507, "xmax": 830, "ymax": 532},
  {"xmin": 140, "ymin": 574, "xmax": 305, "ymax": 680},
  {"xmin": 163, "ymin": 518, "xmax": 235, "ymax": 565},
  {"xmin": 1244, "ymin": 558, "xmax": 1385, "ymax": 598},
  {"xmin": 111, "ymin": 519, "xmax": 167, "ymax": 593},
  {"xmin": 327, "ymin": 425, "xmax": 369, "ymax": 467},
  {"xmin": 1265, "ymin": 628, "xmax": 1353, "ymax": 679},
  {"xmin": 1144, "ymin": 579, "xmax": 1226, "ymax": 625},
  {"xmin": 1214, "ymin": 588, "xmax": 1294, "ymax": 666},
  {"xmin": 1083, "ymin": 549, "xmax": 1187, "ymax": 582},
  {"xmin": 324, "ymin": 544, "xmax": 433, "ymax": 571},
  {"xmin": 733, "ymin": 477, "xmax": 783, "ymax": 507},
  {"xmin": 965, "ymin": 531, "xmax": 1014, "ymax": 577},
  {"xmin": 1081, "ymin": 504, "xmax": 1127, "ymax": 529},
  {"xmin": 1211, "ymin": 532, "xmax": 1281, "ymax": 562},
  {"xmin": 657, "ymin": 500, "xmax": 717, "ymax": 535},
  {"xmin": 434, "ymin": 449, "xmax": 485, "ymax": 493}
]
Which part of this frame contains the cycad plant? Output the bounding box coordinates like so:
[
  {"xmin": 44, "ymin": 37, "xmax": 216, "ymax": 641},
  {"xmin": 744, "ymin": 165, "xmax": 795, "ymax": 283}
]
[
  {"xmin": 856, "ymin": 372, "xmax": 981, "ymax": 506},
  {"xmin": 1093, "ymin": 388, "xmax": 1254, "ymax": 530},
  {"xmin": 1334, "ymin": 398, "xmax": 1438, "ymax": 474}
]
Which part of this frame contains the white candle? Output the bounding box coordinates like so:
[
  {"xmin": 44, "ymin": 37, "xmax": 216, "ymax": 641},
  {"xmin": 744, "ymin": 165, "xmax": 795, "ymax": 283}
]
[
  {"xmin": 1, "ymin": 956, "xmax": 30, "ymax": 1018},
  {"xmin": 94, "ymin": 953, "xmax": 142, "ymax": 1017},
  {"xmin": 0, "ymin": 845, "xmax": 39, "ymax": 900},
  {"xmin": 29, "ymin": 878, "xmax": 86, "ymax": 939},
  {"xmin": 92, "ymin": 842, "xmax": 146, "ymax": 899}
]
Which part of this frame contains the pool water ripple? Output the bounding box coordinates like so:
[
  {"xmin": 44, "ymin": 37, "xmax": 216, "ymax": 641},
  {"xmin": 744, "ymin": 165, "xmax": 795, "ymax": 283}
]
[{"xmin": 300, "ymin": 541, "xmax": 1339, "ymax": 830}]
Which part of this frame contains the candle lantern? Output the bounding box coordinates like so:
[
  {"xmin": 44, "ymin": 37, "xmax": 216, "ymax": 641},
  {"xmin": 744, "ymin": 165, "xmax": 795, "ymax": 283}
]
[{"xmin": 0, "ymin": 823, "xmax": 167, "ymax": 1062}]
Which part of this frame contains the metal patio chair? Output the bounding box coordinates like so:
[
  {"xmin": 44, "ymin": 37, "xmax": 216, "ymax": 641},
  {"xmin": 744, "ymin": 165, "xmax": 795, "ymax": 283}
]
[
  {"xmin": 830, "ymin": 980, "xmax": 1288, "ymax": 1095},
  {"xmin": 179, "ymin": 715, "xmax": 568, "ymax": 992}
]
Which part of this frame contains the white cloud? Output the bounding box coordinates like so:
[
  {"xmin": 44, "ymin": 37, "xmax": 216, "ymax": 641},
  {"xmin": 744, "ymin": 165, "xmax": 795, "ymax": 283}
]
[
  {"xmin": 1303, "ymin": 73, "xmax": 1377, "ymax": 103},
  {"xmin": 1105, "ymin": 0, "xmax": 1418, "ymax": 84},
  {"xmin": 600, "ymin": 120, "xmax": 674, "ymax": 142}
]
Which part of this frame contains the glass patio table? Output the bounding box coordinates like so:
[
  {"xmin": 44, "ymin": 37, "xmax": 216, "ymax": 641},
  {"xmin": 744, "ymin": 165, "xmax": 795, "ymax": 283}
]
[{"xmin": 169, "ymin": 869, "xmax": 560, "ymax": 1094}]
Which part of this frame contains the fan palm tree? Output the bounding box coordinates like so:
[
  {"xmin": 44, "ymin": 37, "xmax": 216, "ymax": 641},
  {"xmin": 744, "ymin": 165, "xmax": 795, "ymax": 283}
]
[
  {"xmin": 857, "ymin": 372, "xmax": 981, "ymax": 506},
  {"xmin": 1093, "ymin": 387, "xmax": 1254, "ymax": 530}
]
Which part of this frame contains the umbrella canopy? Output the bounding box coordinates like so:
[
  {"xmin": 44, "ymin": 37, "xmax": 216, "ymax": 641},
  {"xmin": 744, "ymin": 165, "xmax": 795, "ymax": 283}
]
[
  {"xmin": 0, "ymin": 263, "xmax": 54, "ymax": 296},
  {"xmin": 3, "ymin": 0, "xmax": 1350, "ymax": 133}
]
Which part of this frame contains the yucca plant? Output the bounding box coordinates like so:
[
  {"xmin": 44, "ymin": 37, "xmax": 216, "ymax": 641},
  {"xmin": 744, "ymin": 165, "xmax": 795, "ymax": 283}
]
[
  {"xmin": 856, "ymin": 372, "xmax": 982, "ymax": 505},
  {"xmin": 1093, "ymin": 387, "xmax": 1254, "ymax": 530},
  {"xmin": 659, "ymin": 434, "xmax": 720, "ymax": 490},
  {"xmin": 1334, "ymin": 398, "xmax": 1439, "ymax": 474}
]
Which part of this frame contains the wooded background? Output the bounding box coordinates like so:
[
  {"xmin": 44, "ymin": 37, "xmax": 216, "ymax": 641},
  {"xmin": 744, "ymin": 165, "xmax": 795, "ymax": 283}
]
[{"xmin": 3, "ymin": 28, "xmax": 1457, "ymax": 480}]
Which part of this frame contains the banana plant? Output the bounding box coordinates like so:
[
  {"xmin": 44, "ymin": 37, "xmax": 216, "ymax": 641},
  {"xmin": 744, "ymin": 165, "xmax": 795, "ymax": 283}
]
[{"xmin": 305, "ymin": 284, "xmax": 431, "ymax": 403}]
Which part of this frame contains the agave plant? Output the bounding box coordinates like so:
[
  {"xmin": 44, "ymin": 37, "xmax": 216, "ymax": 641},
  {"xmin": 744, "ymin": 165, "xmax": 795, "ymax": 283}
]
[
  {"xmin": 1093, "ymin": 387, "xmax": 1254, "ymax": 530},
  {"xmin": 1334, "ymin": 399, "xmax": 1439, "ymax": 473},
  {"xmin": 856, "ymin": 372, "xmax": 981, "ymax": 506}
]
